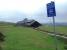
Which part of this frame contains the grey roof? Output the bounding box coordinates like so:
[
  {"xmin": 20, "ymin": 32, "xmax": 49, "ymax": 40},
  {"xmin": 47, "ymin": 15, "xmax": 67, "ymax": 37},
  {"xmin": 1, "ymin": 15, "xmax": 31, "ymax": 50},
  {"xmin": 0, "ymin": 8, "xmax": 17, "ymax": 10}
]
[{"xmin": 17, "ymin": 18, "xmax": 36, "ymax": 26}]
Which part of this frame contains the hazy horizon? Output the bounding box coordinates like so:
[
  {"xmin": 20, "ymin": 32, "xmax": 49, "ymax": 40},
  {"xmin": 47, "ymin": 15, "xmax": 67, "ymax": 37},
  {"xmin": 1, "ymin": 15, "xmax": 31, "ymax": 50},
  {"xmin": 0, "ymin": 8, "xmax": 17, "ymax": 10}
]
[{"xmin": 0, "ymin": 0, "xmax": 67, "ymax": 23}]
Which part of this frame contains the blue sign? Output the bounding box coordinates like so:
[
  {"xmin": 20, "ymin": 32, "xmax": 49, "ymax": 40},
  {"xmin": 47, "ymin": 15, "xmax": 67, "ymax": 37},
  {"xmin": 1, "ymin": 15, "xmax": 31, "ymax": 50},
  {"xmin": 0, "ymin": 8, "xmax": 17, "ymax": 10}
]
[{"xmin": 47, "ymin": 1, "xmax": 56, "ymax": 17}]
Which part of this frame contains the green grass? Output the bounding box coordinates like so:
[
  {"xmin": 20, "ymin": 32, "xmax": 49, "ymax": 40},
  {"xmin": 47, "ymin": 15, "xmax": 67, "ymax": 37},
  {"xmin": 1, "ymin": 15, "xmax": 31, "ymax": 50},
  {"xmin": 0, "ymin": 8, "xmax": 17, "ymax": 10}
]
[
  {"xmin": 39, "ymin": 25, "xmax": 67, "ymax": 35},
  {"xmin": 0, "ymin": 24, "xmax": 65, "ymax": 50}
]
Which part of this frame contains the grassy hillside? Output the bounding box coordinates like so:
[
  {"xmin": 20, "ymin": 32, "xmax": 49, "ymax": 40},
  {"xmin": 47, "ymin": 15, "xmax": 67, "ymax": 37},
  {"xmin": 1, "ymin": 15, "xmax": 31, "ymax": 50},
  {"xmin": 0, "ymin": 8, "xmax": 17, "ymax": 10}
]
[
  {"xmin": 0, "ymin": 24, "xmax": 64, "ymax": 50},
  {"xmin": 39, "ymin": 25, "xmax": 67, "ymax": 35}
]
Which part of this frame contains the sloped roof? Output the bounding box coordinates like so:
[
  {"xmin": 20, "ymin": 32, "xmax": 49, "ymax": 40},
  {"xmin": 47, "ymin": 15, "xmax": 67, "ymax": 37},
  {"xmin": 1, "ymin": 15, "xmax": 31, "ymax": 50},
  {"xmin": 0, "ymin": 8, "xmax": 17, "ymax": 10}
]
[{"xmin": 17, "ymin": 18, "xmax": 40, "ymax": 26}]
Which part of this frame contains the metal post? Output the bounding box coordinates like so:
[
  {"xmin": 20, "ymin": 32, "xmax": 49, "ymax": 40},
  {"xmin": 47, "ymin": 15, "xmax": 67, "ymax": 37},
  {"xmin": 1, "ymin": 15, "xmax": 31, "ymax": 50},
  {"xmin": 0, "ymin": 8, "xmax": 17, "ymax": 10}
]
[
  {"xmin": 53, "ymin": 16, "xmax": 58, "ymax": 50},
  {"xmin": 52, "ymin": 0, "xmax": 58, "ymax": 50}
]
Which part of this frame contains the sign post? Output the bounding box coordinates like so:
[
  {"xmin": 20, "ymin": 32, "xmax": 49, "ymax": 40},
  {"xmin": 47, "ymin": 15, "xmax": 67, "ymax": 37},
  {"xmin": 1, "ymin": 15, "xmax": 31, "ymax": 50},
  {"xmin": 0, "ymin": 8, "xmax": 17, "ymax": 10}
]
[{"xmin": 46, "ymin": 1, "xmax": 58, "ymax": 50}]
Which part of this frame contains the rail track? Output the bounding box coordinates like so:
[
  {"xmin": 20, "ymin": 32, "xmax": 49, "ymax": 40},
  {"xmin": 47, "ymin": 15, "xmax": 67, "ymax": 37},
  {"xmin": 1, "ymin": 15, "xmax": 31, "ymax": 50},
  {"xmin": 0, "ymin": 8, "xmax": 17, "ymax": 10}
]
[{"xmin": 33, "ymin": 28, "xmax": 67, "ymax": 40}]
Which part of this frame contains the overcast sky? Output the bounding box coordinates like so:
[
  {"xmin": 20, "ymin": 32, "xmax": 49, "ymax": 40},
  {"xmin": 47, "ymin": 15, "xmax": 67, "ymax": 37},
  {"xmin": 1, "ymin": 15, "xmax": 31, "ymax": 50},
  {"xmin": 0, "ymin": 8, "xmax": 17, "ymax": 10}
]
[{"xmin": 0, "ymin": 0, "xmax": 67, "ymax": 23}]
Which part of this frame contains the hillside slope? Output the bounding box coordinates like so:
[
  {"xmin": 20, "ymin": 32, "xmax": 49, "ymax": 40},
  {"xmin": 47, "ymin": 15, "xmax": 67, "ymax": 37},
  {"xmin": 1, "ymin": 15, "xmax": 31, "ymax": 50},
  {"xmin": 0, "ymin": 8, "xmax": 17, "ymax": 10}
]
[{"xmin": 0, "ymin": 24, "xmax": 64, "ymax": 50}]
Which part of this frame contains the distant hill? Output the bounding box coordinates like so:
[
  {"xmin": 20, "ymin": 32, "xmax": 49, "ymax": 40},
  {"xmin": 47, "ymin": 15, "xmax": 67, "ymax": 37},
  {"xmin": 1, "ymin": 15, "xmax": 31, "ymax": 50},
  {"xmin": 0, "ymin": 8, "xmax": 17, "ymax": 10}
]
[
  {"xmin": 0, "ymin": 21, "xmax": 15, "ymax": 25},
  {"xmin": 43, "ymin": 22, "xmax": 67, "ymax": 26}
]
